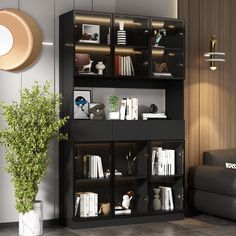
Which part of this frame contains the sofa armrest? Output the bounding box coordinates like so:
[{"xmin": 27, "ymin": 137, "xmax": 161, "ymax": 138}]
[{"xmin": 188, "ymin": 165, "xmax": 236, "ymax": 197}]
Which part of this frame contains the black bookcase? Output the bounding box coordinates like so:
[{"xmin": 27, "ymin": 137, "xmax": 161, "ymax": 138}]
[{"xmin": 59, "ymin": 10, "xmax": 185, "ymax": 228}]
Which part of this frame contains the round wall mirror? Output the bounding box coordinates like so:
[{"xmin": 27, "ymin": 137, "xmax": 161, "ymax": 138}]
[
  {"xmin": 0, "ymin": 9, "xmax": 42, "ymax": 72},
  {"xmin": 0, "ymin": 25, "xmax": 14, "ymax": 56}
]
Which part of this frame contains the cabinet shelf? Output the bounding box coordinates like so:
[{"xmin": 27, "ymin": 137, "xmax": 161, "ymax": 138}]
[
  {"xmin": 152, "ymin": 47, "xmax": 183, "ymax": 52},
  {"xmin": 151, "ymin": 175, "xmax": 183, "ymax": 184},
  {"xmin": 74, "ymin": 215, "xmax": 112, "ymax": 221},
  {"xmin": 75, "ymin": 178, "xmax": 110, "ymax": 183},
  {"xmin": 115, "ymin": 175, "xmax": 147, "ymax": 181},
  {"xmin": 152, "ymin": 209, "xmax": 183, "ymax": 215}
]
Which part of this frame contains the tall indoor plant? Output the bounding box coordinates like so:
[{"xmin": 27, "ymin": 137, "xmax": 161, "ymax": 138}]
[{"xmin": 0, "ymin": 81, "xmax": 68, "ymax": 236}]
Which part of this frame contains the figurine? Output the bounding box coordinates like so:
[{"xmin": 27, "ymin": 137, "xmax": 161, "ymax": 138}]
[
  {"xmin": 81, "ymin": 60, "xmax": 93, "ymax": 73},
  {"xmin": 122, "ymin": 195, "xmax": 132, "ymax": 209},
  {"xmin": 153, "ymin": 62, "xmax": 168, "ymax": 73},
  {"xmin": 88, "ymin": 103, "xmax": 105, "ymax": 120},
  {"xmin": 126, "ymin": 150, "xmax": 136, "ymax": 176},
  {"xmin": 154, "ymin": 29, "xmax": 166, "ymax": 47},
  {"xmin": 122, "ymin": 191, "xmax": 135, "ymax": 209}
]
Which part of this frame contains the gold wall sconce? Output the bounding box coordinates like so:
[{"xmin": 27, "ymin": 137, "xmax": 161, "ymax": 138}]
[
  {"xmin": 204, "ymin": 34, "xmax": 225, "ymax": 71},
  {"xmin": 0, "ymin": 9, "xmax": 42, "ymax": 72}
]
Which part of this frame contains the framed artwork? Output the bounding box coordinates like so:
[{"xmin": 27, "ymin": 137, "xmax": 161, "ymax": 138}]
[
  {"xmin": 80, "ymin": 24, "xmax": 100, "ymax": 44},
  {"xmin": 74, "ymin": 90, "xmax": 91, "ymax": 119}
]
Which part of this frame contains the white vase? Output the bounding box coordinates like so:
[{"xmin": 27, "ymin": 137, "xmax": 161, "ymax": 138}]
[
  {"xmin": 153, "ymin": 188, "xmax": 161, "ymax": 211},
  {"xmin": 19, "ymin": 200, "xmax": 43, "ymax": 236},
  {"xmin": 95, "ymin": 61, "xmax": 105, "ymax": 75},
  {"xmin": 108, "ymin": 111, "xmax": 119, "ymax": 120}
]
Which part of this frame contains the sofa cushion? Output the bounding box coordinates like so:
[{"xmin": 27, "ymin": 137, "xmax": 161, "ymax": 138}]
[
  {"xmin": 188, "ymin": 189, "xmax": 236, "ymax": 221},
  {"xmin": 203, "ymin": 149, "xmax": 236, "ymax": 167},
  {"xmin": 188, "ymin": 165, "xmax": 236, "ymax": 197}
]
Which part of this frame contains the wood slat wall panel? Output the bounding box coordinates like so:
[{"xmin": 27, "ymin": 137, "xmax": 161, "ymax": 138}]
[{"xmin": 178, "ymin": 0, "xmax": 236, "ymax": 179}]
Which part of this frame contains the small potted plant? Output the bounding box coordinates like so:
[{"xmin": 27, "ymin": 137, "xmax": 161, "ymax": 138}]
[
  {"xmin": 108, "ymin": 95, "xmax": 119, "ymax": 120},
  {"xmin": 0, "ymin": 81, "xmax": 68, "ymax": 236}
]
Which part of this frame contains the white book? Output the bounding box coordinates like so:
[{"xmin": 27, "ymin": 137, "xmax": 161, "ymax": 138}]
[
  {"xmin": 97, "ymin": 156, "xmax": 104, "ymax": 178},
  {"xmin": 115, "ymin": 209, "xmax": 131, "ymax": 215},
  {"xmin": 126, "ymin": 56, "xmax": 131, "ymax": 76},
  {"xmin": 130, "ymin": 56, "xmax": 135, "ymax": 75},
  {"xmin": 167, "ymin": 187, "xmax": 174, "ymax": 210},
  {"xmin": 126, "ymin": 98, "xmax": 132, "ymax": 120},
  {"xmin": 170, "ymin": 150, "xmax": 175, "ymax": 175},
  {"xmin": 94, "ymin": 155, "xmax": 98, "ymax": 178},
  {"xmin": 164, "ymin": 187, "xmax": 169, "ymax": 211},
  {"xmin": 84, "ymin": 193, "xmax": 90, "ymax": 217},
  {"xmin": 94, "ymin": 193, "xmax": 98, "ymax": 216},
  {"xmin": 157, "ymin": 147, "xmax": 165, "ymax": 175},
  {"xmin": 120, "ymin": 98, "xmax": 127, "ymax": 120},
  {"xmin": 75, "ymin": 196, "xmax": 80, "ymax": 217},
  {"xmin": 132, "ymin": 98, "xmax": 138, "ymax": 120},
  {"xmin": 151, "ymin": 149, "xmax": 156, "ymax": 176},
  {"xmin": 80, "ymin": 194, "xmax": 85, "ymax": 217},
  {"xmin": 135, "ymin": 98, "xmax": 138, "ymax": 120}
]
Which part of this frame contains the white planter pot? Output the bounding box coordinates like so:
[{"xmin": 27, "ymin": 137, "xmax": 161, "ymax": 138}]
[
  {"xmin": 19, "ymin": 200, "xmax": 43, "ymax": 236},
  {"xmin": 108, "ymin": 111, "xmax": 119, "ymax": 120}
]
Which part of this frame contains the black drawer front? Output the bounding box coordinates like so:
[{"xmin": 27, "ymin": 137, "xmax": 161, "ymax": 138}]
[
  {"xmin": 71, "ymin": 120, "xmax": 112, "ymax": 141},
  {"xmin": 113, "ymin": 121, "xmax": 149, "ymax": 141},
  {"xmin": 149, "ymin": 120, "xmax": 184, "ymax": 140}
]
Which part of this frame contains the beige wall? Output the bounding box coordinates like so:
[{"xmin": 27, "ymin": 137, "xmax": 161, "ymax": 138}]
[
  {"xmin": 178, "ymin": 0, "xmax": 236, "ymax": 178},
  {"xmin": 0, "ymin": 0, "xmax": 177, "ymax": 223}
]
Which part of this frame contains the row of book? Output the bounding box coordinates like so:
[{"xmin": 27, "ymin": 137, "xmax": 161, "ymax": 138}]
[
  {"xmin": 158, "ymin": 186, "xmax": 174, "ymax": 211},
  {"xmin": 75, "ymin": 192, "xmax": 98, "ymax": 217},
  {"xmin": 152, "ymin": 147, "xmax": 175, "ymax": 176},
  {"xmin": 119, "ymin": 97, "xmax": 138, "ymax": 120},
  {"xmin": 83, "ymin": 155, "xmax": 104, "ymax": 178},
  {"xmin": 115, "ymin": 55, "xmax": 135, "ymax": 76}
]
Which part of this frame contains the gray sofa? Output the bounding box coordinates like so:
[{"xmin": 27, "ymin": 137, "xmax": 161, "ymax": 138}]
[{"xmin": 188, "ymin": 149, "xmax": 236, "ymax": 221}]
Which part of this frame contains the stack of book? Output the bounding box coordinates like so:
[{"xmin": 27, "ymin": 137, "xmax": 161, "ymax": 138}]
[
  {"xmin": 119, "ymin": 97, "xmax": 138, "ymax": 120},
  {"xmin": 115, "ymin": 55, "xmax": 135, "ymax": 76},
  {"xmin": 151, "ymin": 147, "xmax": 175, "ymax": 176},
  {"xmin": 75, "ymin": 192, "xmax": 98, "ymax": 217},
  {"xmin": 158, "ymin": 186, "xmax": 174, "ymax": 211},
  {"xmin": 83, "ymin": 155, "xmax": 104, "ymax": 178},
  {"xmin": 114, "ymin": 206, "xmax": 131, "ymax": 215},
  {"xmin": 142, "ymin": 113, "xmax": 167, "ymax": 120},
  {"xmin": 153, "ymin": 72, "xmax": 173, "ymax": 78}
]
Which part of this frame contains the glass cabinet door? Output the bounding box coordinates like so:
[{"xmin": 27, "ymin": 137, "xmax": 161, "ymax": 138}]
[
  {"xmin": 113, "ymin": 141, "xmax": 148, "ymax": 217},
  {"xmin": 151, "ymin": 18, "xmax": 184, "ymax": 79},
  {"xmin": 74, "ymin": 12, "xmax": 112, "ymax": 77},
  {"xmin": 74, "ymin": 143, "xmax": 112, "ymax": 219},
  {"xmin": 150, "ymin": 141, "xmax": 184, "ymax": 214},
  {"xmin": 114, "ymin": 15, "xmax": 149, "ymax": 77}
]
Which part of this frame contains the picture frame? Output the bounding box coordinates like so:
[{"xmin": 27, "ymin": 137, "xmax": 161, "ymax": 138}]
[
  {"xmin": 74, "ymin": 90, "xmax": 91, "ymax": 119},
  {"xmin": 80, "ymin": 24, "xmax": 100, "ymax": 44}
]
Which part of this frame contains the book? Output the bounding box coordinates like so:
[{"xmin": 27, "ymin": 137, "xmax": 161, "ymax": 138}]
[
  {"xmin": 120, "ymin": 98, "xmax": 127, "ymax": 120},
  {"xmin": 115, "ymin": 55, "xmax": 120, "ymax": 76},
  {"xmin": 78, "ymin": 192, "xmax": 98, "ymax": 218},
  {"xmin": 74, "ymin": 196, "xmax": 80, "ymax": 216},
  {"xmin": 152, "ymin": 149, "xmax": 156, "ymax": 176},
  {"xmin": 114, "ymin": 206, "xmax": 131, "ymax": 215},
  {"xmin": 126, "ymin": 98, "xmax": 132, "ymax": 120},
  {"xmin": 153, "ymin": 72, "xmax": 173, "ymax": 77},
  {"xmin": 167, "ymin": 187, "xmax": 174, "ymax": 210},
  {"xmin": 97, "ymin": 155, "xmax": 104, "ymax": 178}
]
